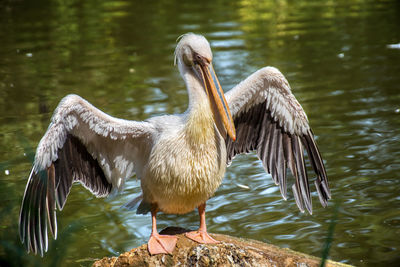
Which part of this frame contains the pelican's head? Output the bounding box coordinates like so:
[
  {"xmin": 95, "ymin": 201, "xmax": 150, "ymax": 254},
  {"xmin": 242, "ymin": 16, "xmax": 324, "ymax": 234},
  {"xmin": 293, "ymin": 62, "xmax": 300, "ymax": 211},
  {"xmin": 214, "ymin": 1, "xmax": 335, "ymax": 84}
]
[{"xmin": 175, "ymin": 33, "xmax": 236, "ymax": 141}]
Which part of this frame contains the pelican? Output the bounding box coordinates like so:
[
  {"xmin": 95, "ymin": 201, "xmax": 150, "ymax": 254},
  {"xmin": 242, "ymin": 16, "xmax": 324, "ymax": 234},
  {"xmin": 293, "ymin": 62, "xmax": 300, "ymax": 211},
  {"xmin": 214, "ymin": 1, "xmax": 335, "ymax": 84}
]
[{"xmin": 19, "ymin": 33, "xmax": 331, "ymax": 256}]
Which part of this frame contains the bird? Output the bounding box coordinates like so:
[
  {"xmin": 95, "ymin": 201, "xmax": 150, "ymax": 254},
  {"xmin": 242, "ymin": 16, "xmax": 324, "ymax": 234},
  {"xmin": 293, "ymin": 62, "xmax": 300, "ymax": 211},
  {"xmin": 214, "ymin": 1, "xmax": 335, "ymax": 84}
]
[{"xmin": 19, "ymin": 33, "xmax": 331, "ymax": 256}]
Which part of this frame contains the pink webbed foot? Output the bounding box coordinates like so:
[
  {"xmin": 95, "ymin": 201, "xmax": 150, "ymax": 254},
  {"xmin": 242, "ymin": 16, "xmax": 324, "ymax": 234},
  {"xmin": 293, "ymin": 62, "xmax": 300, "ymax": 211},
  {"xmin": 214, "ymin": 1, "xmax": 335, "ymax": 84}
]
[
  {"xmin": 148, "ymin": 233, "xmax": 178, "ymax": 255},
  {"xmin": 185, "ymin": 203, "xmax": 220, "ymax": 244},
  {"xmin": 185, "ymin": 230, "xmax": 220, "ymax": 244}
]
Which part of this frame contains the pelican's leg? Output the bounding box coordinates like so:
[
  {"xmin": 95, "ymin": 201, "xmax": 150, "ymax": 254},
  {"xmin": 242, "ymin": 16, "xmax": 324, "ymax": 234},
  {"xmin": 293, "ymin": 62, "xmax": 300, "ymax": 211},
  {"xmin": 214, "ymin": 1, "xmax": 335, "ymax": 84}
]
[
  {"xmin": 185, "ymin": 203, "xmax": 219, "ymax": 244},
  {"xmin": 147, "ymin": 205, "xmax": 177, "ymax": 255}
]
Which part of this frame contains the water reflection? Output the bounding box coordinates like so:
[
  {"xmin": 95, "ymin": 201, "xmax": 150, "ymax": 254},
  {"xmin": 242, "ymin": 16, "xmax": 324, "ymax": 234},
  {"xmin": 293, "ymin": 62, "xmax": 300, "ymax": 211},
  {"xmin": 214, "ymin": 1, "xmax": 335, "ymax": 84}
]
[{"xmin": 1, "ymin": 0, "xmax": 400, "ymax": 266}]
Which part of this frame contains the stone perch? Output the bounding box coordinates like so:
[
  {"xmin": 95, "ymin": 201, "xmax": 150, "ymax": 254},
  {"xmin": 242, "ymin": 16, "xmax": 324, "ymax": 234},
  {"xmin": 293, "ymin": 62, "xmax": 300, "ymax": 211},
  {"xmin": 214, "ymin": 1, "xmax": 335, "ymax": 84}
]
[{"xmin": 92, "ymin": 227, "xmax": 350, "ymax": 267}]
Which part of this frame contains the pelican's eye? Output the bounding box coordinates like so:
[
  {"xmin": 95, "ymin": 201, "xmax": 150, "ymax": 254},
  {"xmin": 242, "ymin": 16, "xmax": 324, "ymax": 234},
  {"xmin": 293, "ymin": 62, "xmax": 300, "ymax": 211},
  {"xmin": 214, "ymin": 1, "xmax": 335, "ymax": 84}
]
[
  {"xmin": 194, "ymin": 53, "xmax": 209, "ymax": 66},
  {"xmin": 193, "ymin": 53, "xmax": 210, "ymax": 66}
]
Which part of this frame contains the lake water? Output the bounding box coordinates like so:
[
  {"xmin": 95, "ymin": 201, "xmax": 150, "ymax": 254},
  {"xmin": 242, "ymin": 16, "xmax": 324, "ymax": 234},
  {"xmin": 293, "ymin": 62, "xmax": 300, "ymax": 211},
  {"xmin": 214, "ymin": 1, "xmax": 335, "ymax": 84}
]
[{"xmin": 1, "ymin": 0, "xmax": 399, "ymax": 266}]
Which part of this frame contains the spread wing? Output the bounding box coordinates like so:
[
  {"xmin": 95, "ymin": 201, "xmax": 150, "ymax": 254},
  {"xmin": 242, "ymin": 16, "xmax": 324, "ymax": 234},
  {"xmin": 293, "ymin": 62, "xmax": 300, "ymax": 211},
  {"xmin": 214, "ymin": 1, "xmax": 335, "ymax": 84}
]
[
  {"xmin": 19, "ymin": 94, "xmax": 155, "ymax": 256},
  {"xmin": 225, "ymin": 67, "xmax": 331, "ymax": 214}
]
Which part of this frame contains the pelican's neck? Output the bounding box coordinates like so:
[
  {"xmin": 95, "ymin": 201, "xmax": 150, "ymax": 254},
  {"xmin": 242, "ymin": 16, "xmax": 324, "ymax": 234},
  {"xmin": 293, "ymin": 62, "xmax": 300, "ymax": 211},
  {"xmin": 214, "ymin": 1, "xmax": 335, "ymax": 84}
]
[{"xmin": 182, "ymin": 70, "xmax": 215, "ymax": 145}]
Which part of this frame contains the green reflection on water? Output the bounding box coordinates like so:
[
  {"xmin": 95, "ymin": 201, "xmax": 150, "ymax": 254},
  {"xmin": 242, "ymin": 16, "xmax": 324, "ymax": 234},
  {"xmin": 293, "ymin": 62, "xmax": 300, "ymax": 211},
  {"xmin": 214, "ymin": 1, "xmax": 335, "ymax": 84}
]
[{"xmin": 1, "ymin": 0, "xmax": 400, "ymax": 266}]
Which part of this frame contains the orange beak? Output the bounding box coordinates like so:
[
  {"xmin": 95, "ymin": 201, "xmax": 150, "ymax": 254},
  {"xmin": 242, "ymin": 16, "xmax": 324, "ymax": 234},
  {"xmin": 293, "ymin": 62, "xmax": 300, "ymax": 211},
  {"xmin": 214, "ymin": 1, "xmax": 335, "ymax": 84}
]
[{"xmin": 197, "ymin": 61, "xmax": 236, "ymax": 141}]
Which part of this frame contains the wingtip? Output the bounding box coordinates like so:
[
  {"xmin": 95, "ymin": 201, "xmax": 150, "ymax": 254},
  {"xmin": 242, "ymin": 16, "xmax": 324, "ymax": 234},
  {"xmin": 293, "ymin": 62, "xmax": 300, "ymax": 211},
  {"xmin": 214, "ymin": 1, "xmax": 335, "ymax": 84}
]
[
  {"xmin": 314, "ymin": 179, "xmax": 331, "ymax": 207},
  {"xmin": 292, "ymin": 184, "xmax": 305, "ymax": 213},
  {"xmin": 19, "ymin": 166, "xmax": 56, "ymax": 257},
  {"xmin": 305, "ymin": 200, "xmax": 313, "ymax": 215}
]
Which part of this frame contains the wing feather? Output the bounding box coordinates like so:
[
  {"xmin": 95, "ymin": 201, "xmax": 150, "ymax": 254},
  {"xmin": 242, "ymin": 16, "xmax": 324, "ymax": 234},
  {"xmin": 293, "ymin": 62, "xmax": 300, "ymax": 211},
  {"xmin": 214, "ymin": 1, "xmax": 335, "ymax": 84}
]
[
  {"xmin": 225, "ymin": 67, "xmax": 330, "ymax": 213},
  {"xmin": 19, "ymin": 94, "xmax": 155, "ymax": 255},
  {"xmin": 275, "ymin": 130, "xmax": 287, "ymax": 198},
  {"xmin": 268, "ymin": 124, "xmax": 277, "ymax": 181},
  {"xmin": 257, "ymin": 114, "xmax": 271, "ymax": 168},
  {"xmin": 46, "ymin": 164, "xmax": 56, "ymax": 244}
]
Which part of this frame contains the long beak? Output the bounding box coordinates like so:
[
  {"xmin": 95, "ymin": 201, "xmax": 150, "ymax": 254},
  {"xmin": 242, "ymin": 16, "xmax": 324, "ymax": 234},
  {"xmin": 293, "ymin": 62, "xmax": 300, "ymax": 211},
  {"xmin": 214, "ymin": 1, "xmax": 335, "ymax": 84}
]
[{"xmin": 198, "ymin": 62, "xmax": 236, "ymax": 141}]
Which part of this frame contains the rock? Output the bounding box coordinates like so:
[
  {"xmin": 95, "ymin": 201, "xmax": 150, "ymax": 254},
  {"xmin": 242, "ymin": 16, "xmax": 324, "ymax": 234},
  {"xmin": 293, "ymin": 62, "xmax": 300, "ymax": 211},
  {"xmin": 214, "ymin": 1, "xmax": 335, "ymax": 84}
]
[{"xmin": 92, "ymin": 227, "xmax": 351, "ymax": 267}]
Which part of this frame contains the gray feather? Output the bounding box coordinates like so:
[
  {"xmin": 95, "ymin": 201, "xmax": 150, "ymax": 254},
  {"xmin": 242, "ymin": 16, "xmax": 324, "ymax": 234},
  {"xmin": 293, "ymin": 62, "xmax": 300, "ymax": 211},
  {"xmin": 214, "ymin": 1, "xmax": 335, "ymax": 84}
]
[
  {"xmin": 19, "ymin": 134, "xmax": 112, "ymax": 256},
  {"xmin": 225, "ymin": 66, "xmax": 331, "ymax": 214}
]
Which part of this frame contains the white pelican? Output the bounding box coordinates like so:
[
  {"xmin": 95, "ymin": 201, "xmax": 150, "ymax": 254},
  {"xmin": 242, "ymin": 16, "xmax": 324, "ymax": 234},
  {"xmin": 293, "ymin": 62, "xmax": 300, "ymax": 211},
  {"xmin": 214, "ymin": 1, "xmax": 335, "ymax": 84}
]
[{"xmin": 19, "ymin": 33, "xmax": 330, "ymax": 256}]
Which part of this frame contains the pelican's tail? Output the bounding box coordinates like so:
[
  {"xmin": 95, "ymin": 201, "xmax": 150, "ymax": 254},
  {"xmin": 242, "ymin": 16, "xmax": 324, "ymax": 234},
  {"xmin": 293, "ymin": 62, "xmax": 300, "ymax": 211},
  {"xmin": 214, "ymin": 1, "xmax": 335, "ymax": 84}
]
[{"xmin": 122, "ymin": 195, "xmax": 151, "ymax": 214}]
